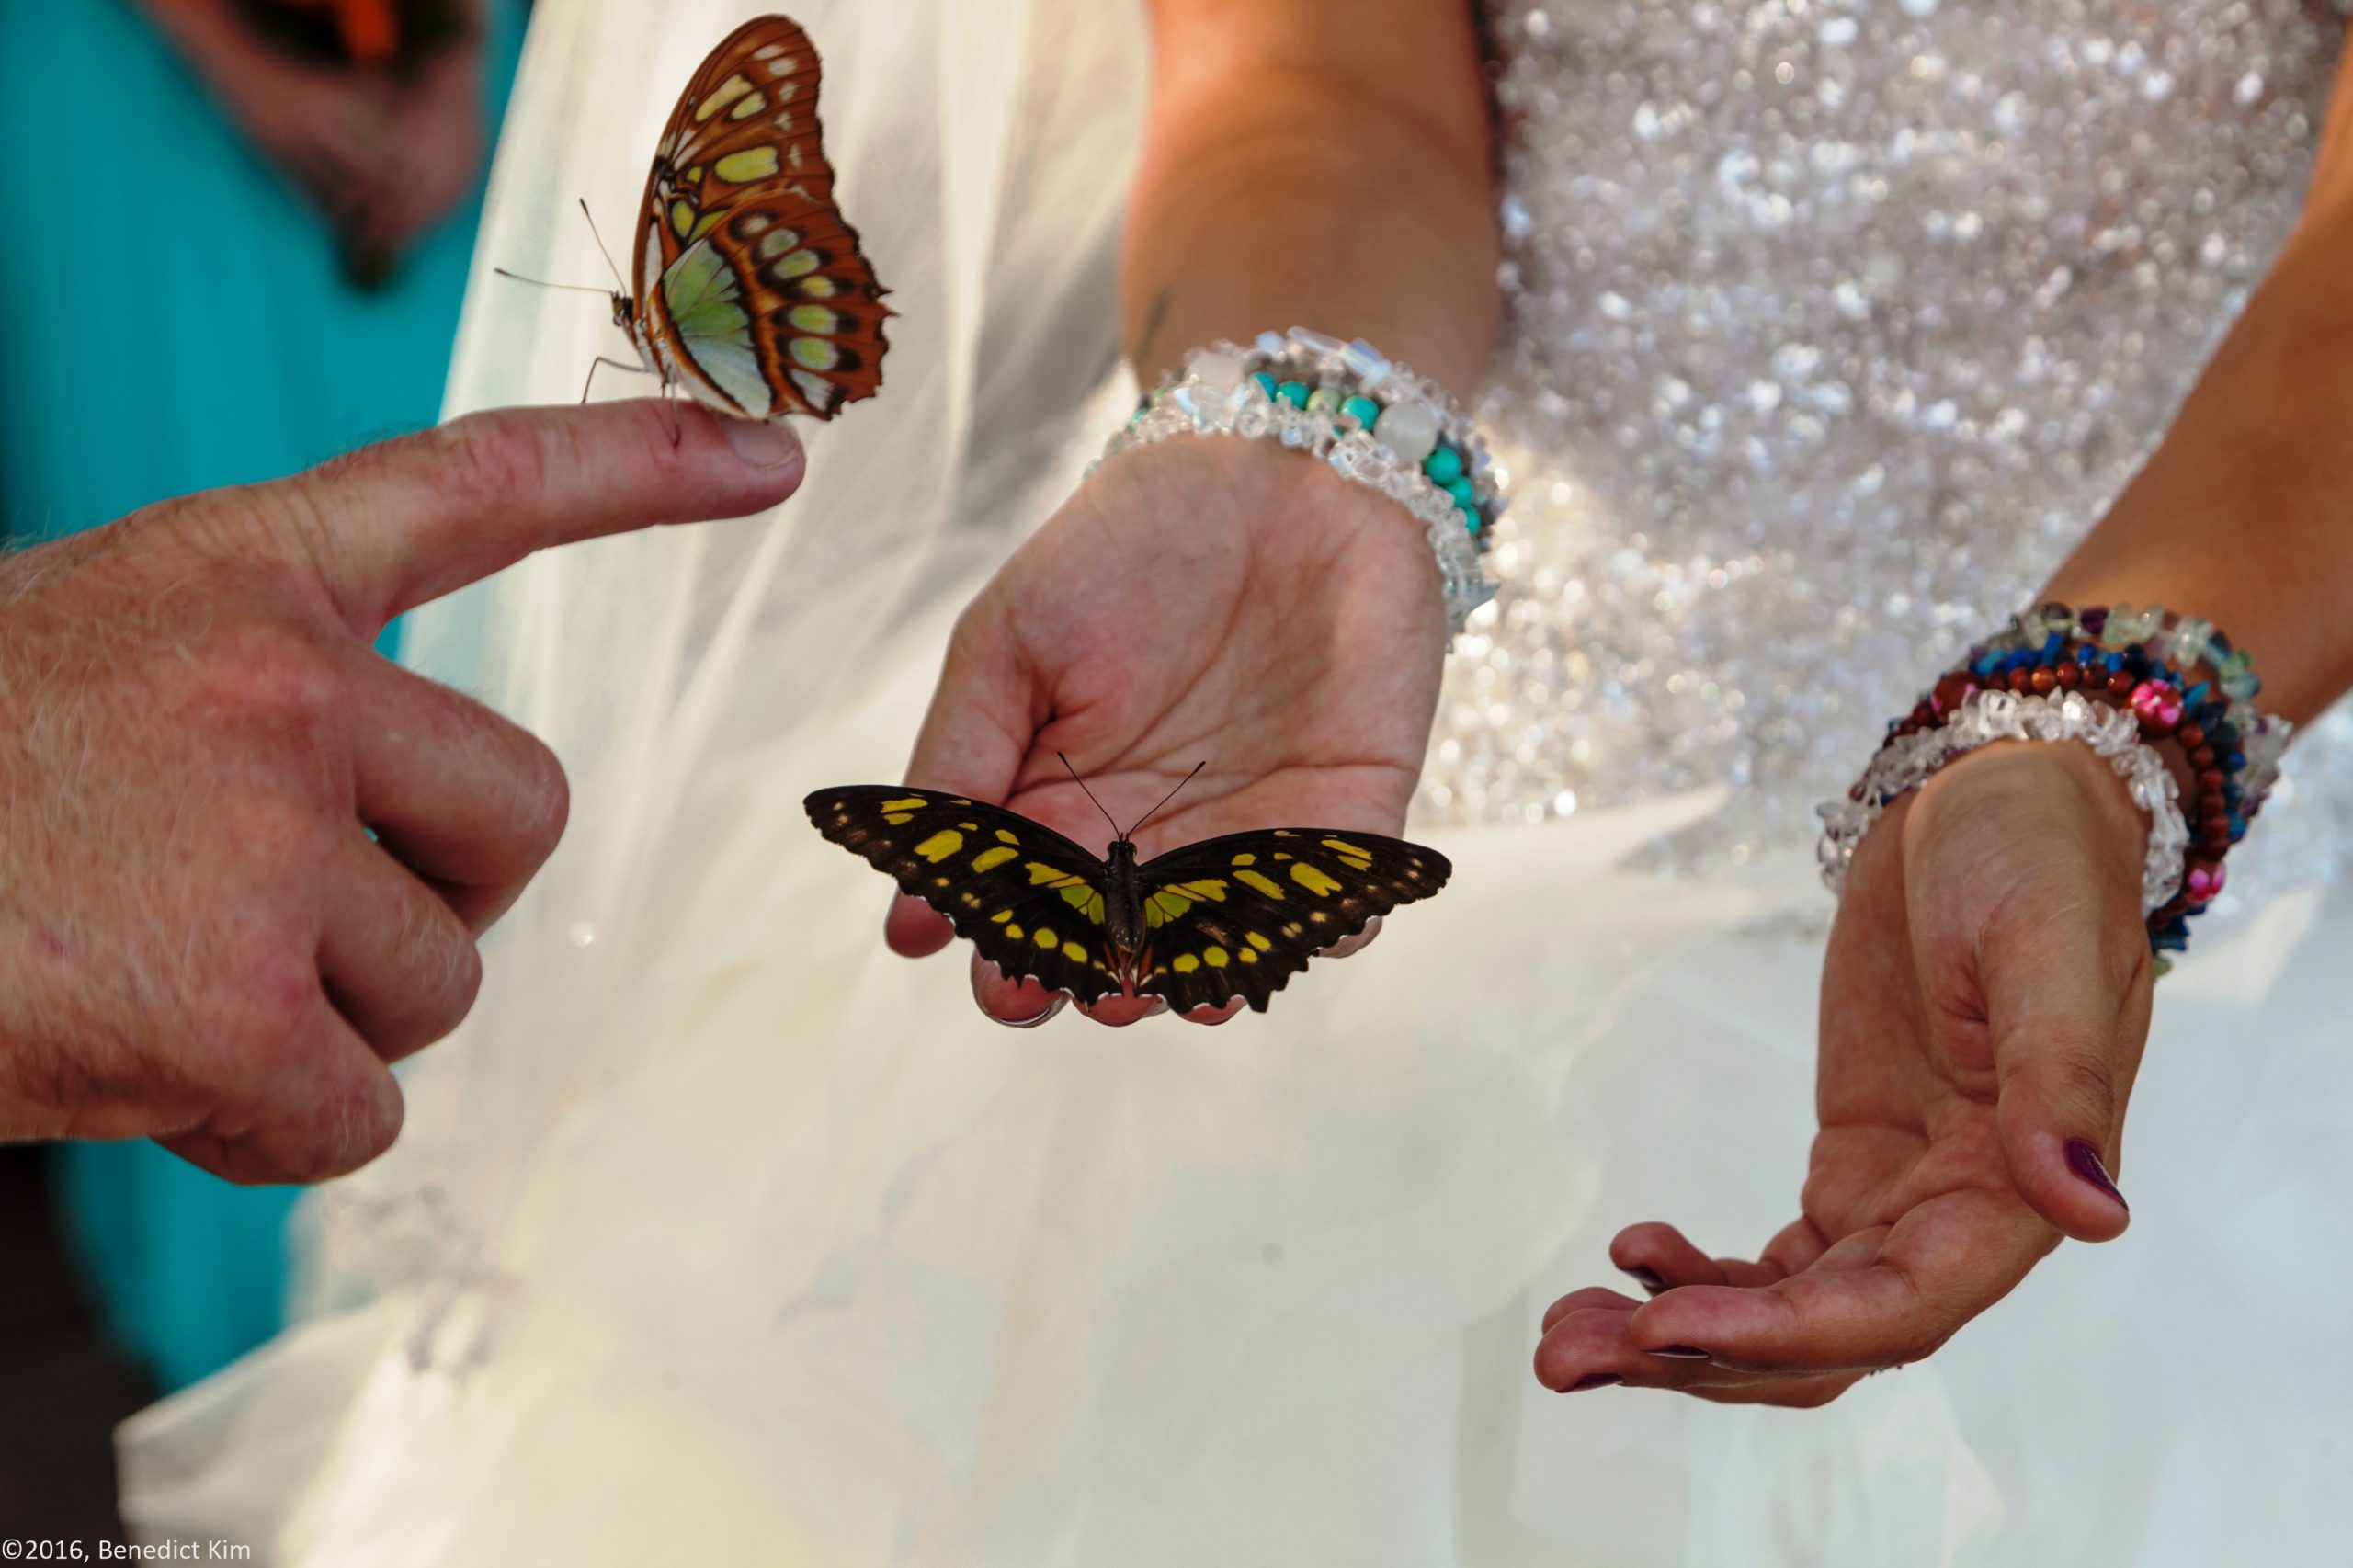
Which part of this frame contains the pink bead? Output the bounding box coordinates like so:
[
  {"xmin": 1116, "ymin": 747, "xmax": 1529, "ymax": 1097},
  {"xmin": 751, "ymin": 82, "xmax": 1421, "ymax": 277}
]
[
  {"xmin": 2185, "ymin": 860, "xmax": 2227, "ymax": 904},
  {"xmin": 2128, "ymin": 679, "xmax": 2184, "ymax": 731}
]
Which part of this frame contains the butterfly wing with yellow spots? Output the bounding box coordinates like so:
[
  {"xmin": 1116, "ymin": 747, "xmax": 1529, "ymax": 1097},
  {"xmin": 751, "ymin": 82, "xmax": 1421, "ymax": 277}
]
[
  {"xmin": 632, "ymin": 15, "xmax": 890, "ymax": 420},
  {"xmin": 1130, "ymin": 829, "xmax": 1450, "ymax": 1014},
  {"xmin": 804, "ymin": 787, "xmax": 1123, "ymax": 1005}
]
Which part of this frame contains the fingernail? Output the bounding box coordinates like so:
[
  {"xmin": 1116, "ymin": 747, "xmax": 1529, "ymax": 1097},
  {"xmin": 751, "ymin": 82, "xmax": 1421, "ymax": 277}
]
[
  {"xmin": 996, "ymin": 995, "xmax": 1067, "ymax": 1030},
  {"xmin": 1647, "ymin": 1345, "xmax": 1712, "ymax": 1360},
  {"xmin": 1620, "ymin": 1265, "xmax": 1666, "ymax": 1295},
  {"xmin": 722, "ymin": 416, "xmax": 801, "ymax": 471},
  {"xmin": 2065, "ymin": 1138, "xmax": 2129, "ymax": 1213},
  {"xmin": 1564, "ymin": 1373, "xmax": 1624, "ymax": 1392}
]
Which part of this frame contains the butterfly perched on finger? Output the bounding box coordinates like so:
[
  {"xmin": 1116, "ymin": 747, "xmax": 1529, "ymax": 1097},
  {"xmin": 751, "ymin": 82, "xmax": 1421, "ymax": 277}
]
[
  {"xmin": 500, "ymin": 14, "xmax": 890, "ymax": 421},
  {"xmin": 805, "ymin": 763, "xmax": 1451, "ymax": 1016}
]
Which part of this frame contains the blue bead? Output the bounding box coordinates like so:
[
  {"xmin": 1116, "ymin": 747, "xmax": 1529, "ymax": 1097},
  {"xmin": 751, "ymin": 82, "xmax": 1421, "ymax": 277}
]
[
  {"xmin": 2228, "ymin": 812, "xmax": 2248, "ymax": 842},
  {"xmin": 2075, "ymin": 644, "xmax": 2097, "ymax": 665},
  {"xmin": 2223, "ymin": 782, "xmax": 2244, "ymax": 808},
  {"xmin": 2209, "ymin": 721, "xmax": 2239, "ymax": 749},
  {"xmin": 1276, "ymin": 380, "xmax": 1310, "ymax": 408},
  {"xmin": 1446, "ymin": 476, "xmax": 1476, "ymax": 507},
  {"xmin": 2103, "ymin": 651, "xmax": 2123, "ymax": 671},
  {"xmin": 1340, "ymin": 394, "xmax": 1380, "ymax": 430},
  {"xmin": 1425, "ymin": 445, "xmax": 1465, "ymax": 485},
  {"xmin": 2040, "ymin": 631, "xmax": 2063, "ymax": 660},
  {"xmin": 1252, "ymin": 371, "xmax": 1278, "ymax": 397},
  {"xmin": 2183, "ymin": 680, "xmax": 2209, "ymax": 708},
  {"xmin": 2224, "ymin": 749, "xmax": 2245, "ymax": 772},
  {"xmin": 1461, "ymin": 505, "xmax": 1483, "ymax": 536},
  {"xmin": 2209, "ymin": 628, "xmax": 2234, "ymax": 657}
]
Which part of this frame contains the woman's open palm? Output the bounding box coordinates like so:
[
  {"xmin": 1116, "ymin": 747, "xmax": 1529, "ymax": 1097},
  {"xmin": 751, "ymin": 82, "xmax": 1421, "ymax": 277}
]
[{"xmin": 886, "ymin": 437, "xmax": 1448, "ymax": 1025}]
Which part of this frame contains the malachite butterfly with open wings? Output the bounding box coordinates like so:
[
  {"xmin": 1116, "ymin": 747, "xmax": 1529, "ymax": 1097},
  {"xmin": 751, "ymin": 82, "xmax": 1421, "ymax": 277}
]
[
  {"xmin": 609, "ymin": 14, "xmax": 890, "ymax": 420},
  {"xmin": 805, "ymin": 784, "xmax": 1452, "ymax": 1015}
]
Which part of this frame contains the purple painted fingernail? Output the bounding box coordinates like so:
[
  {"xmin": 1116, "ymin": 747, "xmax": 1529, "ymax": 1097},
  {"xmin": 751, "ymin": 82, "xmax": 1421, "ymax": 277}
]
[
  {"xmin": 2065, "ymin": 1139, "xmax": 2129, "ymax": 1212},
  {"xmin": 1620, "ymin": 1265, "xmax": 1666, "ymax": 1295},
  {"xmin": 1565, "ymin": 1372, "xmax": 1624, "ymax": 1392},
  {"xmin": 1647, "ymin": 1345, "xmax": 1712, "ymax": 1360}
]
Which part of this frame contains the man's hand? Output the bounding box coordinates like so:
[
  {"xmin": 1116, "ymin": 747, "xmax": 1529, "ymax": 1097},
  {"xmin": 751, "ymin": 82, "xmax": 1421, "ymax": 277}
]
[
  {"xmin": 0, "ymin": 401, "xmax": 803, "ymax": 1183},
  {"xmin": 887, "ymin": 437, "xmax": 1448, "ymax": 1026},
  {"xmin": 1534, "ymin": 741, "xmax": 2152, "ymax": 1401}
]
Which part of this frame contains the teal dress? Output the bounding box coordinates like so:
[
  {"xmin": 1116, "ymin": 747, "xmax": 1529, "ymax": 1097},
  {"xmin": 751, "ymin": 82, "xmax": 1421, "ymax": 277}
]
[{"xmin": 0, "ymin": 0, "xmax": 521, "ymax": 1392}]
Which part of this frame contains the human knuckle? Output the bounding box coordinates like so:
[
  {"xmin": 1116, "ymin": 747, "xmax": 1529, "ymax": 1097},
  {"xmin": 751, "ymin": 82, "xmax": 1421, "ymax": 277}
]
[
  {"xmin": 406, "ymin": 899, "xmax": 485, "ymax": 1028},
  {"xmin": 438, "ymin": 934, "xmax": 486, "ymax": 1021},
  {"xmin": 2049, "ymin": 1045, "xmax": 2117, "ymax": 1120},
  {"xmin": 206, "ymin": 936, "xmax": 317, "ymax": 1065},
  {"xmin": 505, "ymin": 733, "xmax": 572, "ymax": 859},
  {"xmin": 305, "ymin": 1081, "xmax": 401, "ymax": 1180},
  {"xmin": 215, "ymin": 792, "xmax": 319, "ymax": 869},
  {"xmin": 185, "ymin": 619, "xmax": 342, "ymax": 732},
  {"xmin": 434, "ymin": 413, "xmax": 551, "ymax": 506}
]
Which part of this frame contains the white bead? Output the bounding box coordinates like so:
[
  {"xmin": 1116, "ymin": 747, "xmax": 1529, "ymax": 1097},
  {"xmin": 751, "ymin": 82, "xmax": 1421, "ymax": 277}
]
[
  {"xmin": 1192, "ymin": 346, "xmax": 1247, "ymax": 395},
  {"xmin": 1373, "ymin": 398, "xmax": 1440, "ymax": 464}
]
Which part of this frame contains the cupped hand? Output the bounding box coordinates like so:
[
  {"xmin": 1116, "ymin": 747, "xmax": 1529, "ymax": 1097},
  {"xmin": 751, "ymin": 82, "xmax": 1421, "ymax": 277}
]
[
  {"xmin": 888, "ymin": 436, "xmax": 1448, "ymax": 1026},
  {"xmin": 1535, "ymin": 739, "xmax": 2154, "ymax": 1401},
  {"xmin": 0, "ymin": 402, "xmax": 803, "ymax": 1184}
]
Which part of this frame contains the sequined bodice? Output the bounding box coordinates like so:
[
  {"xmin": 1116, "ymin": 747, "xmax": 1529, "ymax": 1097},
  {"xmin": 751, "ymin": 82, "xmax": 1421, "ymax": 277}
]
[{"xmin": 1431, "ymin": 0, "xmax": 2352, "ymax": 887}]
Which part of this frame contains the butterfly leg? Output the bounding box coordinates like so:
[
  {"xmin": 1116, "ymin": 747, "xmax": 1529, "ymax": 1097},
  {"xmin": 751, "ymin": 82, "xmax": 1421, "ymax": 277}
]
[
  {"xmin": 662, "ymin": 381, "xmax": 685, "ymax": 448},
  {"xmin": 580, "ymin": 356, "xmax": 652, "ymax": 405}
]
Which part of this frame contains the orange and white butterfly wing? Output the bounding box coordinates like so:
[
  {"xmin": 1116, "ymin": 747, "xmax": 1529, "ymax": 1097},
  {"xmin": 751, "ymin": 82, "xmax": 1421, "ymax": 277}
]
[{"xmin": 633, "ymin": 15, "xmax": 889, "ymax": 420}]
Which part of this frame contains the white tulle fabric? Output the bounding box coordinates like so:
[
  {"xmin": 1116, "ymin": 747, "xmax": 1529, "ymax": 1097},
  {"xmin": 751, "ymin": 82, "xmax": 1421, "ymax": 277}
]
[{"xmin": 118, "ymin": 2, "xmax": 2353, "ymax": 1563}]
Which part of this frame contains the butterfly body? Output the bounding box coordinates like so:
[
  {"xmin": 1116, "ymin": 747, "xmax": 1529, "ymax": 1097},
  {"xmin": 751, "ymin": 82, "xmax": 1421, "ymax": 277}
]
[
  {"xmin": 613, "ymin": 16, "xmax": 891, "ymax": 421},
  {"xmin": 806, "ymin": 786, "xmax": 1451, "ymax": 1015},
  {"xmin": 1095, "ymin": 837, "xmax": 1153, "ymax": 981}
]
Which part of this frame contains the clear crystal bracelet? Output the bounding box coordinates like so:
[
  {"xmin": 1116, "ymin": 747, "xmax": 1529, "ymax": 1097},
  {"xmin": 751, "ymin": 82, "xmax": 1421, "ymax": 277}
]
[
  {"xmin": 1095, "ymin": 329, "xmax": 1501, "ymax": 634},
  {"xmin": 1817, "ymin": 687, "xmax": 2191, "ymax": 916}
]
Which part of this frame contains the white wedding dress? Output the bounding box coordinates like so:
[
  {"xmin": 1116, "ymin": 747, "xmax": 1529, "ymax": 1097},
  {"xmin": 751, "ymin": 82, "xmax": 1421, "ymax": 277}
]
[{"xmin": 121, "ymin": 2, "xmax": 2353, "ymax": 1562}]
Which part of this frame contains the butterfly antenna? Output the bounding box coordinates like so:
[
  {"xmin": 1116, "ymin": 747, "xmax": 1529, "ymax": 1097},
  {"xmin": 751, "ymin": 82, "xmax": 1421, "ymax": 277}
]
[
  {"xmin": 1058, "ymin": 753, "xmax": 1124, "ymax": 843},
  {"xmin": 1125, "ymin": 761, "xmax": 1207, "ymax": 840},
  {"xmin": 491, "ymin": 268, "xmax": 611, "ymax": 294},
  {"xmin": 579, "ymin": 199, "xmax": 629, "ymax": 294}
]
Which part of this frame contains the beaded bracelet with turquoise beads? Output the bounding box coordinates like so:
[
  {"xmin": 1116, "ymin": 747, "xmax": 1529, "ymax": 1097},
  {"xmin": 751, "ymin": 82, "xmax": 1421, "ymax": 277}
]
[
  {"xmin": 1133, "ymin": 327, "xmax": 1504, "ymax": 549},
  {"xmin": 1242, "ymin": 328, "xmax": 1501, "ymax": 540},
  {"xmin": 1102, "ymin": 332, "xmax": 1502, "ymax": 632}
]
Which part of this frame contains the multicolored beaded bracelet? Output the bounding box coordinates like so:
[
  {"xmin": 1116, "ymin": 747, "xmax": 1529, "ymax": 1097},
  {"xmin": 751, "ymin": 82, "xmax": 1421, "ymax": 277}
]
[
  {"xmin": 1821, "ymin": 602, "xmax": 2293, "ymax": 969},
  {"xmin": 1096, "ymin": 329, "xmax": 1501, "ymax": 634},
  {"xmin": 1821, "ymin": 687, "xmax": 2190, "ymax": 917}
]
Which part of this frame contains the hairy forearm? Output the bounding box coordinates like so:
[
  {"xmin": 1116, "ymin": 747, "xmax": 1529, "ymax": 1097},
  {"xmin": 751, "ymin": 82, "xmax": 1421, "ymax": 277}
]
[
  {"xmin": 2044, "ymin": 43, "xmax": 2353, "ymax": 726},
  {"xmin": 1125, "ymin": 0, "xmax": 1500, "ymax": 396}
]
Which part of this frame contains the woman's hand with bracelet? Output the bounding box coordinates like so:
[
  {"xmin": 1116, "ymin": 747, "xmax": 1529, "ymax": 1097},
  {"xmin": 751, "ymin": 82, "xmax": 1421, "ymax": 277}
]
[
  {"xmin": 884, "ymin": 436, "xmax": 1447, "ymax": 1026},
  {"xmin": 1535, "ymin": 738, "xmax": 2153, "ymax": 1402}
]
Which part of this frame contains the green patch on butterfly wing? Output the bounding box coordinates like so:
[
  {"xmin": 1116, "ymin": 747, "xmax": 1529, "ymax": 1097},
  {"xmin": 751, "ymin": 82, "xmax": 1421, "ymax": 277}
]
[{"xmin": 660, "ymin": 237, "xmax": 773, "ymax": 416}]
